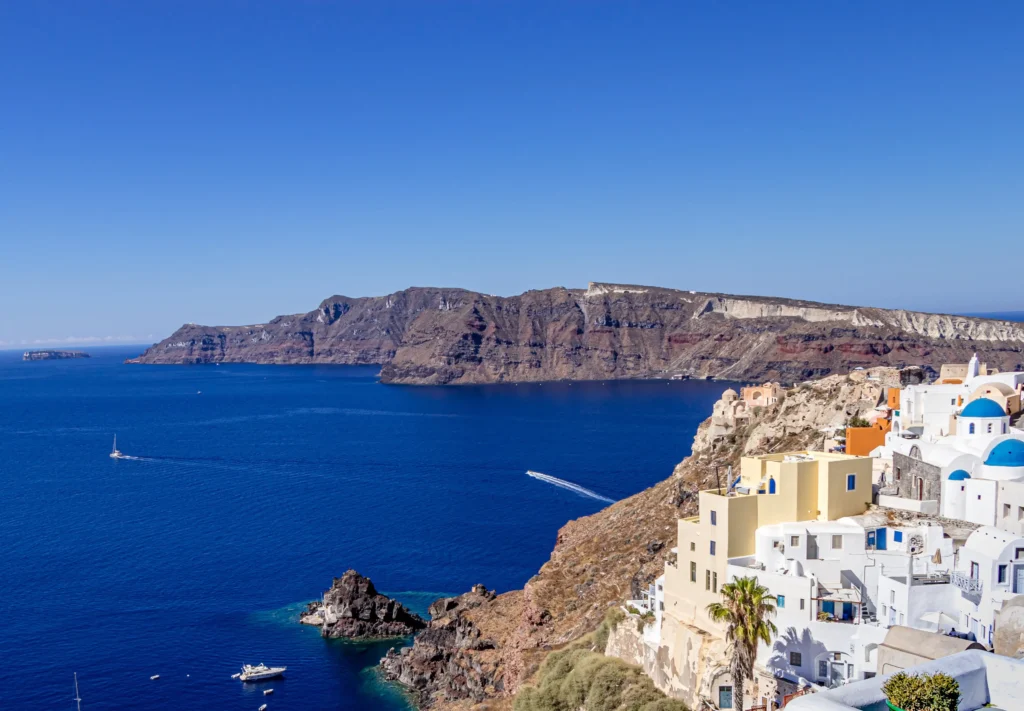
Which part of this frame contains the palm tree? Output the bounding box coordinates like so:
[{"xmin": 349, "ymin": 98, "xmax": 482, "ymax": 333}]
[{"xmin": 706, "ymin": 576, "xmax": 778, "ymax": 711}]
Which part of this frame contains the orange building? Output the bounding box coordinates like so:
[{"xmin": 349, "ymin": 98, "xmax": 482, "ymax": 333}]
[{"xmin": 846, "ymin": 418, "xmax": 891, "ymax": 456}]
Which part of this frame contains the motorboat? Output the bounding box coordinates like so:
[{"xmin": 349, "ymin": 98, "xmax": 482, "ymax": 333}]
[
  {"xmin": 239, "ymin": 664, "xmax": 286, "ymax": 682},
  {"xmin": 110, "ymin": 435, "xmax": 127, "ymax": 459}
]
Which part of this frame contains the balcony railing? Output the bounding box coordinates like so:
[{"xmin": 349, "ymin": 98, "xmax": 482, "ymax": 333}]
[{"xmin": 950, "ymin": 570, "xmax": 982, "ymax": 595}]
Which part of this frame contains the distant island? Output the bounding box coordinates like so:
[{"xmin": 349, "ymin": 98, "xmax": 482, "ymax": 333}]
[
  {"xmin": 23, "ymin": 350, "xmax": 90, "ymax": 361},
  {"xmin": 128, "ymin": 282, "xmax": 1024, "ymax": 385}
]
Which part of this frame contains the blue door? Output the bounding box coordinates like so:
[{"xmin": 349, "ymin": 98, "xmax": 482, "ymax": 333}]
[
  {"xmin": 867, "ymin": 531, "xmax": 876, "ymax": 549},
  {"xmin": 876, "ymin": 529, "xmax": 887, "ymax": 550},
  {"xmin": 769, "ymin": 478, "xmax": 777, "ymax": 494},
  {"xmin": 842, "ymin": 602, "xmax": 853, "ymax": 620},
  {"xmin": 822, "ymin": 601, "xmax": 835, "ymax": 616},
  {"xmin": 718, "ymin": 685, "xmax": 733, "ymax": 709}
]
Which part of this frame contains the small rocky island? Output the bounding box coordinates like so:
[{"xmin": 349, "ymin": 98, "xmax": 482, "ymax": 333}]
[
  {"xmin": 300, "ymin": 570, "xmax": 425, "ymax": 638},
  {"xmin": 23, "ymin": 350, "xmax": 90, "ymax": 361}
]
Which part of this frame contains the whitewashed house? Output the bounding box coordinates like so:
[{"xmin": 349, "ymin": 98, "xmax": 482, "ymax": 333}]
[
  {"xmin": 952, "ymin": 526, "xmax": 1024, "ymax": 646},
  {"xmin": 724, "ymin": 513, "xmax": 953, "ymax": 688}
]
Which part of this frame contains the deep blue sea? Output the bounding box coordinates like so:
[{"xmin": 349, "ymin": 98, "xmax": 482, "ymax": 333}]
[{"xmin": 0, "ymin": 346, "xmax": 729, "ymax": 710}]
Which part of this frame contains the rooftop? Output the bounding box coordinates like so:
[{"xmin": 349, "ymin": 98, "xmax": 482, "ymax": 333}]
[
  {"xmin": 786, "ymin": 650, "xmax": 1020, "ymax": 711},
  {"xmin": 748, "ymin": 450, "xmax": 865, "ymax": 463}
]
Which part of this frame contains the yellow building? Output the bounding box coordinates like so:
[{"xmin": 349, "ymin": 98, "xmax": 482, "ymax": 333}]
[{"xmin": 663, "ymin": 451, "xmax": 873, "ymax": 636}]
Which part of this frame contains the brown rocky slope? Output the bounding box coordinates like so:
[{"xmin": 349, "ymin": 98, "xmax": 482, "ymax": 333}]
[
  {"xmin": 381, "ymin": 367, "xmax": 908, "ymax": 709},
  {"xmin": 130, "ymin": 283, "xmax": 1024, "ymax": 384}
]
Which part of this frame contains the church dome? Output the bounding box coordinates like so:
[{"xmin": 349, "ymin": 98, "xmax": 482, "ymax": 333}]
[
  {"xmin": 960, "ymin": 398, "xmax": 1006, "ymax": 419},
  {"xmin": 985, "ymin": 440, "xmax": 1024, "ymax": 467},
  {"xmin": 722, "ymin": 389, "xmax": 739, "ymax": 401},
  {"xmin": 948, "ymin": 469, "xmax": 971, "ymax": 481}
]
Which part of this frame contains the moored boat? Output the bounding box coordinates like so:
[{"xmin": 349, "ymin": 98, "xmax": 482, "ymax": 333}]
[{"xmin": 238, "ymin": 663, "xmax": 286, "ymax": 682}]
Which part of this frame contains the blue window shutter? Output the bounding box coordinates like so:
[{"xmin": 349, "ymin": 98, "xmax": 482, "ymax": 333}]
[{"xmin": 894, "ymin": 531, "xmax": 903, "ymax": 542}]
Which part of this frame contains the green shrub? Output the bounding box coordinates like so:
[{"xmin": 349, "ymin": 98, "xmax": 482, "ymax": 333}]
[
  {"xmin": 513, "ymin": 646, "xmax": 690, "ymax": 711},
  {"xmin": 592, "ymin": 607, "xmax": 626, "ymax": 652},
  {"xmin": 881, "ymin": 671, "xmax": 960, "ymax": 711}
]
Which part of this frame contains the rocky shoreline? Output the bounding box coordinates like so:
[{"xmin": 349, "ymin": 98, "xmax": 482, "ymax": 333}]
[
  {"xmin": 379, "ymin": 584, "xmax": 505, "ymax": 708},
  {"xmin": 301, "ymin": 570, "xmax": 425, "ymax": 639}
]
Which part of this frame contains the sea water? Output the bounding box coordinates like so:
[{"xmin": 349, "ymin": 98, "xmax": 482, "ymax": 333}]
[{"xmin": 0, "ymin": 347, "xmax": 730, "ymax": 709}]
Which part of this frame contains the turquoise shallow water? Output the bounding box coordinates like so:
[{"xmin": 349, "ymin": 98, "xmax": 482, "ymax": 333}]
[{"xmin": 0, "ymin": 347, "xmax": 730, "ymax": 709}]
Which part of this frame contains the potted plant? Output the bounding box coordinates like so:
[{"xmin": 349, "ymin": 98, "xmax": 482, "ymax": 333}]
[{"xmin": 881, "ymin": 671, "xmax": 960, "ymax": 711}]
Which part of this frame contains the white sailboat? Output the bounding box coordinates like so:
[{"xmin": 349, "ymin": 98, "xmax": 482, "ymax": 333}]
[
  {"xmin": 110, "ymin": 434, "xmax": 126, "ymax": 459},
  {"xmin": 73, "ymin": 673, "xmax": 82, "ymax": 711}
]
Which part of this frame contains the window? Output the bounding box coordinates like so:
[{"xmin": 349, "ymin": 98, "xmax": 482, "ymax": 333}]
[
  {"xmin": 1019, "ymin": 507, "xmax": 1024, "ymax": 522},
  {"xmin": 800, "ymin": 598, "xmax": 805, "ymax": 610},
  {"xmin": 712, "ymin": 572, "xmax": 718, "ymax": 593},
  {"xmin": 999, "ymin": 565, "xmax": 1007, "ymax": 584},
  {"xmin": 971, "ymin": 562, "xmax": 979, "ymax": 579},
  {"xmin": 978, "ymin": 495, "xmax": 982, "ymax": 500},
  {"xmin": 706, "ymin": 570, "xmax": 711, "ymax": 590},
  {"xmin": 818, "ymin": 661, "xmax": 828, "ymax": 678},
  {"xmin": 951, "ymin": 399, "xmax": 956, "ymax": 405},
  {"xmin": 1004, "ymin": 423, "xmax": 1008, "ymax": 434},
  {"xmin": 832, "ymin": 534, "xmax": 843, "ymax": 549},
  {"xmin": 690, "ymin": 542, "xmax": 695, "ymax": 552},
  {"xmin": 690, "ymin": 562, "xmax": 697, "ymax": 583},
  {"xmin": 969, "ymin": 423, "xmax": 976, "ymax": 434},
  {"xmin": 890, "ymin": 590, "xmax": 895, "ymax": 604},
  {"xmin": 899, "ymin": 613, "xmax": 904, "ymax": 625},
  {"xmin": 847, "ymin": 474, "xmax": 856, "ymax": 491},
  {"xmin": 895, "ymin": 467, "xmax": 901, "ymax": 481},
  {"xmin": 710, "ymin": 541, "xmax": 716, "ymax": 556},
  {"xmin": 1017, "ymin": 548, "xmax": 1024, "ymax": 560},
  {"xmin": 773, "ymin": 540, "xmax": 781, "ymax": 549},
  {"xmin": 791, "ymin": 535, "xmax": 800, "ymax": 547},
  {"xmin": 790, "ymin": 652, "xmax": 802, "ymax": 666},
  {"xmin": 833, "ymin": 652, "xmax": 842, "ymax": 661},
  {"xmin": 894, "ymin": 530, "xmax": 903, "ymax": 543},
  {"xmin": 1005, "ymin": 504, "xmax": 1012, "ymax": 518},
  {"xmin": 777, "ymin": 595, "xmax": 785, "ymax": 608},
  {"xmin": 710, "ymin": 510, "xmax": 717, "ymax": 526},
  {"xmin": 769, "ymin": 477, "xmax": 777, "ymax": 494},
  {"xmin": 881, "ymin": 604, "xmax": 887, "ymax": 617}
]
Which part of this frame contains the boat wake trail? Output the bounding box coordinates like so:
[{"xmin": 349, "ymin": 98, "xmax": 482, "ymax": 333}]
[{"xmin": 526, "ymin": 471, "xmax": 616, "ymax": 504}]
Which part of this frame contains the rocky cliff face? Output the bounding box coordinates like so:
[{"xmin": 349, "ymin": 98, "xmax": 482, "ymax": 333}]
[
  {"xmin": 129, "ymin": 283, "xmax": 1024, "ymax": 384},
  {"xmin": 301, "ymin": 570, "xmax": 426, "ymax": 638},
  {"xmin": 379, "ymin": 584, "xmax": 518, "ymax": 709},
  {"xmin": 385, "ymin": 368, "xmax": 906, "ymax": 709}
]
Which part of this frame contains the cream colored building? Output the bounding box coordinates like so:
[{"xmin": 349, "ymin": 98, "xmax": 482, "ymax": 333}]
[
  {"xmin": 664, "ymin": 451, "xmax": 874, "ymax": 637},
  {"xmin": 741, "ymin": 382, "xmax": 782, "ymax": 409}
]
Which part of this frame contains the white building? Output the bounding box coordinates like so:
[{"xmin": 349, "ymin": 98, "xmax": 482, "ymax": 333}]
[
  {"xmin": 884, "ymin": 391, "xmax": 1024, "ymax": 528},
  {"xmin": 951, "ymin": 526, "xmax": 1024, "ymax": 647},
  {"xmin": 892, "ymin": 360, "xmax": 1023, "ymax": 442},
  {"xmin": 723, "ymin": 513, "xmax": 953, "ymax": 688}
]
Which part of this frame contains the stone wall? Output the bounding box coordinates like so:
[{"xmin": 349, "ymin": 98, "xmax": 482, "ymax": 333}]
[{"xmin": 893, "ymin": 452, "xmax": 942, "ymax": 504}]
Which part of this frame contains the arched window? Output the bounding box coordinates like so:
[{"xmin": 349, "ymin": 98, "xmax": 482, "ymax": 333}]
[
  {"xmin": 969, "ymin": 423, "xmax": 976, "ymax": 434},
  {"xmin": 769, "ymin": 478, "xmax": 777, "ymax": 494}
]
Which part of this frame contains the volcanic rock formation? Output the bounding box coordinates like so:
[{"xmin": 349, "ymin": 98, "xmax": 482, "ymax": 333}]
[{"xmin": 300, "ymin": 570, "xmax": 425, "ymax": 639}]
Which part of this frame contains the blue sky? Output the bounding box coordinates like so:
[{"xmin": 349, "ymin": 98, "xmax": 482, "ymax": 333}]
[{"xmin": 1, "ymin": 2, "xmax": 1022, "ymax": 345}]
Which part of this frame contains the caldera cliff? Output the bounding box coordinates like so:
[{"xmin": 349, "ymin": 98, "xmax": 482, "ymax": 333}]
[
  {"xmin": 129, "ymin": 283, "xmax": 1024, "ymax": 385},
  {"xmin": 377, "ymin": 367, "xmax": 911, "ymax": 710}
]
